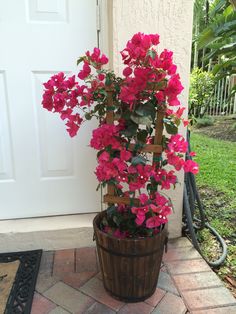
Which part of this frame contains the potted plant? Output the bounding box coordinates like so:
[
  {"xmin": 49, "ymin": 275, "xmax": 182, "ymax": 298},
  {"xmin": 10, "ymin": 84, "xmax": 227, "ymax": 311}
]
[{"xmin": 42, "ymin": 32, "xmax": 199, "ymax": 302}]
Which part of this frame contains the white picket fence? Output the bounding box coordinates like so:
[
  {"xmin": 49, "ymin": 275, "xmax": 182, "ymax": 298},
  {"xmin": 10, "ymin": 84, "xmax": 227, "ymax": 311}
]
[{"xmin": 207, "ymin": 76, "xmax": 236, "ymax": 116}]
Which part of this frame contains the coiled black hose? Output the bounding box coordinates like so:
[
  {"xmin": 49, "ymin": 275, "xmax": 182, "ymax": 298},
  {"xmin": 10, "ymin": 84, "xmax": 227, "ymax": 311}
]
[{"xmin": 182, "ymin": 131, "xmax": 227, "ymax": 267}]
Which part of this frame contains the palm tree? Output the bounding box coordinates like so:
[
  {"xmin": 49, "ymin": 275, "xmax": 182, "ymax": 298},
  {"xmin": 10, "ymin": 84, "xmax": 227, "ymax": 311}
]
[
  {"xmin": 192, "ymin": 0, "xmax": 209, "ymax": 69},
  {"xmin": 197, "ymin": 0, "xmax": 236, "ymax": 82}
]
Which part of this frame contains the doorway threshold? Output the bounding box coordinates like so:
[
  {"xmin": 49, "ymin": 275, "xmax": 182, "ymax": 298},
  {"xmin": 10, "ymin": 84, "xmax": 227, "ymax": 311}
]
[{"xmin": 0, "ymin": 213, "xmax": 97, "ymax": 253}]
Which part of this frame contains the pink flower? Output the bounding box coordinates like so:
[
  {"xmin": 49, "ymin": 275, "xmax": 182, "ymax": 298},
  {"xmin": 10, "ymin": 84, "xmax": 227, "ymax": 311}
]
[
  {"xmin": 78, "ymin": 62, "xmax": 91, "ymax": 80},
  {"xmin": 90, "ymin": 124, "xmax": 121, "ymax": 150},
  {"xmin": 128, "ymin": 165, "xmax": 137, "ymax": 174},
  {"xmin": 189, "ymin": 151, "xmax": 196, "ymax": 157},
  {"xmin": 120, "ymin": 149, "xmax": 132, "ymax": 161},
  {"xmin": 119, "ymin": 85, "xmax": 137, "ymax": 106},
  {"xmin": 129, "ymin": 181, "xmax": 144, "ymax": 191},
  {"xmin": 60, "ymin": 108, "xmax": 73, "ymax": 120},
  {"xmin": 166, "ymin": 152, "xmax": 185, "ymax": 171},
  {"xmin": 113, "ymin": 229, "xmax": 128, "ymax": 239},
  {"xmin": 155, "ymin": 91, "xmax": 165, "ymax": 102},
  {"xmin": 139, "ymin": 193, "xmax": 149, "ymax": 205},
  {"xmin": 161, "ymin": 170, "xmax": 177, "ymax": 190},
  {"xmin": 65, "ymin": 114, "xmax": 83, "ymax": 137},
  {"xmin": 103, "ymin": 225, "xmax": 113, "ymax": 235},
  {"xmin": 154, "ymin": 169, "xmax": 177, "ymax": 190},
  {"xmin": 117, "ymin": 204, "xmax": 128, "ymax": 213},
  {"xmin": 98, "ymin": 151, "xmax": 110, "ymax": 162},
  {"xmin": 86, "ymin": 48, "xmax": 109, "ymax": 67},
  {"xmin": 175, "ymin": 107, "xmax": 185, "ymax": 118},
  {"xmin": 112, "ymin": 158, "xmax": 127, "ymax": 172},
  {"xmin": 184, "ymin": 160, "xmax": 199, "ymax": 174},
  {"xmin": 121, "ymin": 32, "xmax": 160, "ymax": 65},
  {"xmin": 132, "ymin": 206, "xmax": 149, "ymax": 226},
  {"xmin": 168, "ymin": 64, "xmax": 177, "ymax": 75},
  {"xmin": 150, "ymin": 34, "xmax": 160, "ymax": 45},
  {"xmin": 135, "ymin": 213, "xmax": 146, "ymax": 226},
  {"xmin": 95, "ymin": 161, "xmax": 118, "ymax": 181},
  {"xmin": 165, "ymin": 74, "xmax": 184, "ymax": 106},
  {"xmin": 169, "ymin": 98, "xmax": 181, "ymax": 106},
  {"xmin": 155, "ymin": 192, "xmax": 170, "ymax": 207},
  {"xmin": 99, "ymin": 54, "xmax": 109, "ymax": 65},
  {"xmin": 90, "ymin": 47, "xmax": 100, "ymax": 60},
  {"xmin": 123, "ymin": 67, "xmax": 132, "ymax": 77},
  {"xmin": 98, "ymin": 73, "xmax": 105, "ymax": 81},
  {"xmin": 168, "ymin": 134, "xmax": 188, "ymax": 153},
  {"xmin": 183, "ymin": 120, "xmax": 189, "ymax": 127},
  {"xmin": 146, "ymin": 216, "xmax": 162, "ymax": 228},
  {"xmin": 42, "ymin": 91, "xmax": 54, "ymax": 111}
]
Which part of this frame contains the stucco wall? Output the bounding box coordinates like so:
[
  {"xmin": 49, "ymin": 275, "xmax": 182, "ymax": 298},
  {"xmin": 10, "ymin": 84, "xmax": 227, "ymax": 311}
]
[{"xmin": 109, "ymin": 0, "xmax": 194, "ymax": 237}]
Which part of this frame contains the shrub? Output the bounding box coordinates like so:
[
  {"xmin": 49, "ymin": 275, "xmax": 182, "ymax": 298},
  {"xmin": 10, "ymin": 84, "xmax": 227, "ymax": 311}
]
[
  {"xmin": 189, "ymin": 68, "xmax": 215, "ymax": 118},
  {"xmin": 231, "ymin": 122, "xmax": 236, "ymax": 131},
  {"xmin": 195, "ymin": 116, "xmax": 214, "ymax": 128}
]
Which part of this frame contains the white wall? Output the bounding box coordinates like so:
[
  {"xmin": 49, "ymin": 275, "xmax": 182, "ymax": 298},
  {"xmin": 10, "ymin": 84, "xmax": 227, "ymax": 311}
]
[{"xmin": 108, "ymin": 0, "xmax": 194, "ymax": 237}]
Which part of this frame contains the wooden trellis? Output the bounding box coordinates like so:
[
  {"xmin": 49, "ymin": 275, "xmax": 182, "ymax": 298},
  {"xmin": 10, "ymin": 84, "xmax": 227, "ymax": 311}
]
[{"xmin": 103, "ymin": 87, "xmax": 166, "ymax": 207}]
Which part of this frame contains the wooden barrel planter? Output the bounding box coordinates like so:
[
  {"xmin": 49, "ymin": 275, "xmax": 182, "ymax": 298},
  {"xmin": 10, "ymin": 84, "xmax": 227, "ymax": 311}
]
[{"xmin": 93, "ymin": 211, "xmax": 168, "ymax": 302}]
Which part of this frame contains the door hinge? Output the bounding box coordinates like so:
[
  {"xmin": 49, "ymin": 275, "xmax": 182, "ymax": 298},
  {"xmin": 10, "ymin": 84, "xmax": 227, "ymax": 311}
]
[{"xmin": 96, "ymin": 2, "xmax": 101, "ymax": 32}]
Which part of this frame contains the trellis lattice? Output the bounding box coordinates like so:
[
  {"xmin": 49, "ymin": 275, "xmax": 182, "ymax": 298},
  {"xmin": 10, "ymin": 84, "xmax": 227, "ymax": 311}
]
[{"xmin": 103, "ymin": 87, "xmax": 166, "ymax": 207}]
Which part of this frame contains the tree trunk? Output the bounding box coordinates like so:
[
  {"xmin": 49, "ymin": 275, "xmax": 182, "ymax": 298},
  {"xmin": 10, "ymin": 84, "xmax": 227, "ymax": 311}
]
[{"xmin": 193, "ymin": 22, "xmax": 199, "ymax": 68}]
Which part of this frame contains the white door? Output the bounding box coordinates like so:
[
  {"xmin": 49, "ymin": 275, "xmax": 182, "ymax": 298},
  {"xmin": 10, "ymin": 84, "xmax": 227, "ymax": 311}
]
[{"xmin": 0, "ymin": 0, "xmax": 100, "ymax": 219}]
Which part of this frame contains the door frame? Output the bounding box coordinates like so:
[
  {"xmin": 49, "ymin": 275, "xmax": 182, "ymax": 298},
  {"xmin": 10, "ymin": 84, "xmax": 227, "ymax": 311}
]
[{"xmin": 98, "ymin": 0, "xmax": 112, "ymax": 68}]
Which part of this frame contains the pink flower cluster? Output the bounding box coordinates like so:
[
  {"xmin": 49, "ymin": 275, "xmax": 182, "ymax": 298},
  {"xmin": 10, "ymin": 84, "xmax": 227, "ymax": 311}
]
[
  {"xmin": 119, "ymin": 33, "xmax": 184, "ymax": 109},
  {"xmin": 90, "ymin": 124, "xmax": 121, "ymax": 151},
  {"xmin": 78, "ymin": 48, "xmax": 108, "ymax": 79},
  {"xmin": 42, "ymin": 48, "xmax": 109, "ymax": 137},
  {"xmin": 42, "ymin": 32, "xmax": 199, "ymax": 238},
  {"xmin": 166, "ymin": 134, "xmax": 199, "ymax": 174},
  {"xmin": 131, "ymin": 193, "xmax": 172, "ymax": 228}
]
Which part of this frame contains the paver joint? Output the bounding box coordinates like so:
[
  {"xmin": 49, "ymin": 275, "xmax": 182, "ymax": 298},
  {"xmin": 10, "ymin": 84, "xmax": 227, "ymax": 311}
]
[{"xmin": 30, "ymin": 238, "xmax": 235, "ymax": 314}]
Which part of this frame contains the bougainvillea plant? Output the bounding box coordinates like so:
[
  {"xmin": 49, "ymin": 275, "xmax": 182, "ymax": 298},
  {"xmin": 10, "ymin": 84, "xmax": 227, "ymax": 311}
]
[{"xmin": 42, "ymin": 32, "xmax": 199, "ymax": 238}]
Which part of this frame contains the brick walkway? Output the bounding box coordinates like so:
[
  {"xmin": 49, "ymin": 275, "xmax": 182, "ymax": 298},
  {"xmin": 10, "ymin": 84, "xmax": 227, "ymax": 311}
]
[{"xmin": 32, "ymin": 237, "xmax": 236, "ymax": 314}]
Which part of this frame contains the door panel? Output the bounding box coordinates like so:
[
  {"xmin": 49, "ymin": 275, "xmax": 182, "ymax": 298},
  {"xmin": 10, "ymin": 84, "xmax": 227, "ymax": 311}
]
[{"xmin": 0, "ymin": 0, "xmax": 99, "ymax": 219}]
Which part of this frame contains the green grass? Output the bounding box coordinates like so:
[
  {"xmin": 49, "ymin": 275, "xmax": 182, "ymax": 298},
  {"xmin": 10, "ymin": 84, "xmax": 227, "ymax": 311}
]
[
  {"xmin": 191, "ymin": 132, "xmax": 236, "ymax": 284},
  {"xmin": 191, "ymin": 133, "xmax": 236, "ymax": 198}
]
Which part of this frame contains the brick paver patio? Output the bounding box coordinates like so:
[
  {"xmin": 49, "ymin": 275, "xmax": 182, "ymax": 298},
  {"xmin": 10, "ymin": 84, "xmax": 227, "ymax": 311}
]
[{"xmin": 32, "ymin": 237, "xmax": 236, "ymax": 314}]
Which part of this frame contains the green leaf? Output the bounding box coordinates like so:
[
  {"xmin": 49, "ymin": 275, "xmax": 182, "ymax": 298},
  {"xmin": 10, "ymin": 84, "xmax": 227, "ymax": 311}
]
[
  {"xmin": 76, "ymin": 56, "xmax": 85, "ymax": 65},
  {"xmin": 121, "ymin": 110, "xmax": 131, "ymax": 120},
  {"xmin": 130, "ymin": 114, "xmax": 152, "ymax": 127},
  {"xmin": 99, "ymin": 89, "xmax": 107, "ymax": 96},
  {"xmin": 107, "ymin": 205, "xmax": 116, "ymax": 217},
  {"xmin": 85, "ymin": 113, "xmax": 92, "ymax": 120},
  {"xmin": 164, "ymin": 120, "xmax": 178, "ymax": 134},
  {"xmin": 203, "ymin": 42, "xmax": 236, "ymax": 60},
  {"xmin": 215, "ymin": 19, "xmax": 236, "ymax": 37},
  {"xmin": 97, "ymin": 149, "xmax": 105, "ymax": 158},
  {"xmin": 135, "ymin": 102, "xmax": 156, "ymax": 120},
  {"xmin": 113, "ymin": 214, "xmax": 122, "ymax": 226},
  {"xmin": 147, "ymin": 49, "xmax": 157, "ymax": 60},
  {"xmin": 101, "ymin": 217, "xmax": 108, "ymax": 226},
  {"xmin": 131, "ymin": 155, "xmax": 147, "ymax": 166},
  {"xmin": 212, "ymin": 59, "xmax": 236, "ymax": 75},
  {"xmin": 210, "ymin": 0, "xmax": 226, "ymax": 17},
  {"xmin": 162, "ymin": 160, "xmax": 168, "ymax": 167},
  {"xmin": 137, "ymin": 129, "xmax": 148, "ymax": 143},
  {"xmin": 105, "ymin": 73, "xmax": 113, "ymax": 86},
  {"xmin": 120, "ymin": 121, "xmax": 138, "ymax": 137},
  {"xmin": 147, "ymin": 126, "xmax": 153, "ymax": 135}
]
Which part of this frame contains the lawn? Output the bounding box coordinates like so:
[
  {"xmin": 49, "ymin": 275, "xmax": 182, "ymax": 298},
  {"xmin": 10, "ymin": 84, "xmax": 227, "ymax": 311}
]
[
  {"xmin": 191, "ymin": 132, "xmax": 236, "ymax": 296},
  {"xmin": 191, "ymin": 133, "xmax": 236, "ymax": 198}
]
